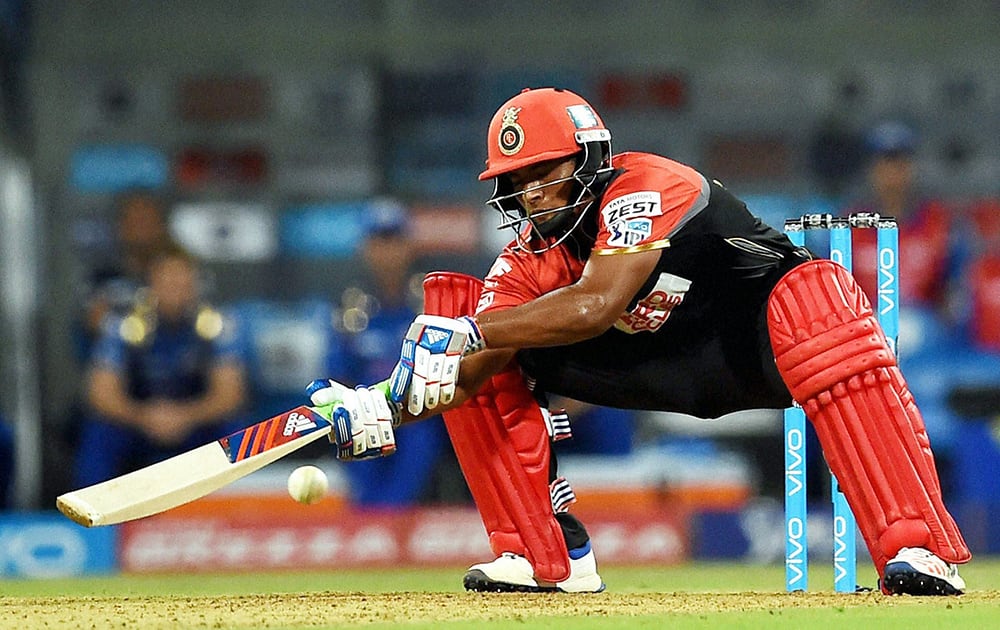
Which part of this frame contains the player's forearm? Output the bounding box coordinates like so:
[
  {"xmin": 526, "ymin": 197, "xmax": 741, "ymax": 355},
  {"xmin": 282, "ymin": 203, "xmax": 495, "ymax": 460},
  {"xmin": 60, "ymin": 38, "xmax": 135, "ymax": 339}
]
[
  {"xmin": 474, "ymin": 248, "xmax": 660, "ymax": 351},
  {"xmin": 476, "ymin": 286, "xmax": 618, "ymax": 350}
]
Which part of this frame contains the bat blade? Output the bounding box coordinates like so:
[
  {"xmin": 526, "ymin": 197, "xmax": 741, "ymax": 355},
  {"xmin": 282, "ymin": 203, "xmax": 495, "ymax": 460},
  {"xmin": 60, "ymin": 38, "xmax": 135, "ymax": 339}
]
[{"xmin": 56, "ymin": 406, "xmax": 332, "ymax": 527}]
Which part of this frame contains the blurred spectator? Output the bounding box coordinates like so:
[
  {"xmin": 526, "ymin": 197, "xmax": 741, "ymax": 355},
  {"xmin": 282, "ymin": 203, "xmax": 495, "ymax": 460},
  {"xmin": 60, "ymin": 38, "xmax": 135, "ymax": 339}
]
[
  {"xmin": 74, "ymin": 191, "xmax": 173, "ymax": 362},
  {"xmin": 0, "ymin": 413, "xmax": 13, "ymax": 509},
  {"xmin": 964, "ymin": 199, "xmax": 1000, "ymax": 351},
  {"xmin": 548, "ymin": 397, "xmax": 635, "ymax": 457},
  {"xmin": 73, "ymin": 245, "xmax": 247, "ymax": 487},
  {"xmin": 337, "ymin": 200, "xmax": 463, "ymax": 506},
  {"xmin": 841, "ymin": 120, "xmax": 965, "ymax": 319},
  {"xmin": 807, "ymin": 115, "xmax": 865, "ymax": 198}
]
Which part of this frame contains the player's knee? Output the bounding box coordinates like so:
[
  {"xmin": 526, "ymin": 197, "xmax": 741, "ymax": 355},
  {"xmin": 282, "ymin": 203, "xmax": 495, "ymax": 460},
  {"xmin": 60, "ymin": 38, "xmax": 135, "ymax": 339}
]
[{"xmin": 767, "ymin": 259, "xmax": 896, "ymax": 402}]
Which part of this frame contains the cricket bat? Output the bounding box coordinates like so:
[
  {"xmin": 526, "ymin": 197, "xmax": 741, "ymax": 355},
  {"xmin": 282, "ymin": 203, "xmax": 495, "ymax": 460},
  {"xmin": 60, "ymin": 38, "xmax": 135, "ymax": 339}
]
[{"xmin": 56, "ymin": 405, "xmax": 334, "ymax": 527}]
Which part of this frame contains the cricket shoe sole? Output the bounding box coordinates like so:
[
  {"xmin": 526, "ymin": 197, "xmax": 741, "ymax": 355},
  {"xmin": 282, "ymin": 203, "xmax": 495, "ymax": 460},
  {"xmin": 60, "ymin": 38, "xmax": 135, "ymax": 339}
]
[
  {"xmin": 882, "ymin": 547, "xmax": 966, "ymax": 596},
  {"xmin": 464, "ymin": 547, "xmax": 605, "ymax": 593}
]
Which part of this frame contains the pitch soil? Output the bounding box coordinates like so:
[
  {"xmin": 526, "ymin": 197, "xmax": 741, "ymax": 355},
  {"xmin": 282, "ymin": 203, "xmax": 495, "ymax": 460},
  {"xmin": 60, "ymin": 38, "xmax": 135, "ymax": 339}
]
[{"xmin": 6, "ymin": 591, "xmax": 1000, "ymax": 629}]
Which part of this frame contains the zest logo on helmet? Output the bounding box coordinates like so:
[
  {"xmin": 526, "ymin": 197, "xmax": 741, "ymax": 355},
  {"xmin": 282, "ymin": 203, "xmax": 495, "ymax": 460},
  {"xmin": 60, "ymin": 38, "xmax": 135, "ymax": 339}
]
[
  {"xmin": 566, "ymin": 104, "xmax": 599, "ymax": 129},
  {"xmin": 498, "ymin": 106, "xmax": 524, "ymax": 156}
]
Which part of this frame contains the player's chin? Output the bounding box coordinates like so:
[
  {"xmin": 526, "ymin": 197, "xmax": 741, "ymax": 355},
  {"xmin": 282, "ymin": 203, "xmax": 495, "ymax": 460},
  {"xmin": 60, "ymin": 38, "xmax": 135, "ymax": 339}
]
[
  {"xmin": 525, "ymin": 208, "xmax": 554, "ymax": 222},
  {"xmin": 528, "ymin": 210, "xmax": 564, "ymax": 229}
]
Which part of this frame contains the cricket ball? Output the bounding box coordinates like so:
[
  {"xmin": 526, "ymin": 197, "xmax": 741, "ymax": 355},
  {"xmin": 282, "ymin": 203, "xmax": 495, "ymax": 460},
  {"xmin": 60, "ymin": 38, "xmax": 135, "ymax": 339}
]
[{"xmin": 287, "ymin": 465, "xmax": 329, "ymax": 505}]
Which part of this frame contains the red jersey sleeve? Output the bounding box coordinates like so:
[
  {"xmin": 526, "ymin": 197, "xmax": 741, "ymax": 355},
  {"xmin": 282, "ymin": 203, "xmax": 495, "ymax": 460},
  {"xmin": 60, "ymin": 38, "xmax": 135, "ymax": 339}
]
[
  {"xmin": 593, "ymin": 152, "xmax": 709, "ymax": 255},
  {"xmin": 475, "ymin": 241, "xmax": 586, "ymax": 315}
]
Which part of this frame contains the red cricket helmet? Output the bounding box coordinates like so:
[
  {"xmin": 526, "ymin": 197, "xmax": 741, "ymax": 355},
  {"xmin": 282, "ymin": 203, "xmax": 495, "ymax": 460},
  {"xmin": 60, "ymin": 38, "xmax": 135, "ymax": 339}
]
[
  {"xmin": 479, "ymin": 87, "xmax": 610, "ymax": 181},
  {"xmin": 479, "ymin": 88, "xmax": 614, "ymax": 253}
]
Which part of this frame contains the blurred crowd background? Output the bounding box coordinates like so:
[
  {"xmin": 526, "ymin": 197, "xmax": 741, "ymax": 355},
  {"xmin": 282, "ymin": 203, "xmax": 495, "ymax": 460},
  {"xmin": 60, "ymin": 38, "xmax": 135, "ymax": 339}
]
[{"xmin": 1, "ymin": 1, "xmax": 999, "ymax": 528}]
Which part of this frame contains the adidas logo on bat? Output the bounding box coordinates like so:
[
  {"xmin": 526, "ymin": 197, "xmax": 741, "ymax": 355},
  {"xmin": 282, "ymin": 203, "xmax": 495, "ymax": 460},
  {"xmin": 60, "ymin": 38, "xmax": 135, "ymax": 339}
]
[{"xmin": 283, "ymin": 412, "xmax": 318, "ymax": 436}]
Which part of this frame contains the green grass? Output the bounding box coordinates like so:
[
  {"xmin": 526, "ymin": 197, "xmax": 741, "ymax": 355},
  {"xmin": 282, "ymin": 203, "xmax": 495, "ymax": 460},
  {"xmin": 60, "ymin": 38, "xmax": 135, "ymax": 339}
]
[
  {"xmin": 3, "ymin": 559, "xmax": 999, "ymax": 629},
  {"xmin": 412, "ymin": 606, "xmax": 1000, "ymax": 630},
  {"xmin": 4, "ymin": 559, "xmax": 998, "ymax": 596}
]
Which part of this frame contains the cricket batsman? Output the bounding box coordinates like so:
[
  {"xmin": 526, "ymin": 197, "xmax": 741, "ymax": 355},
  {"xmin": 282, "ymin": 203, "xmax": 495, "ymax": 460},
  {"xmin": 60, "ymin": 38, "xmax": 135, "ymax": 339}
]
[{"xmin": 307, "ymin": 87, "xmax": 970, "ymax": 595}]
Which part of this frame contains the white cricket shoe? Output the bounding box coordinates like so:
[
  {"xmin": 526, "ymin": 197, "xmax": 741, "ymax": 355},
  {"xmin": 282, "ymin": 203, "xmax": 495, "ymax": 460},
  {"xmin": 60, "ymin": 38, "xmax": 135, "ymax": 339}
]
[
  {"xmin": 463, "ymin": 545, "xmax": 605, "ymax": 593},
  {"xmin": 882, "ymin": 547, "xmax": 966, "ymax": 595}
]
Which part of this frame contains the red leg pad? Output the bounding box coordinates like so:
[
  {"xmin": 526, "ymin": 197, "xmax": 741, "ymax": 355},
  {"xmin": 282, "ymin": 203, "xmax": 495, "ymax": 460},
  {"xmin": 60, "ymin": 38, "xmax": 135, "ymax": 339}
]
[
  {"xmin": 423, "ymin": 272, "xmax": 570, "ymax": 582},
  {"xmin": 768, "ymin": 260, "xmax": 970, "ymax": 575}
]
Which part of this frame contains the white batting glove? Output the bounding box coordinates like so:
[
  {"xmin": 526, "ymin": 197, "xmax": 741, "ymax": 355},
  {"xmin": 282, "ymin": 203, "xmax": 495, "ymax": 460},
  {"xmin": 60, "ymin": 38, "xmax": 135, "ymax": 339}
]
[
  {"xmin": 305, "ymin": 379, "xmax": 399, "ymax": 460},
  {"xmin": 388, "ymin": 314, "xmax": 485, "ymax": 416}
]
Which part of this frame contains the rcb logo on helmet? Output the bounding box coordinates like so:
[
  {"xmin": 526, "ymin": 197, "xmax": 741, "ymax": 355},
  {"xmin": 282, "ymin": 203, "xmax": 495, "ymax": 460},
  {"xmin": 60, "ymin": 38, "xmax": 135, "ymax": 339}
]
[{"xmin": 498, "ymin": 106, "xmax": 524, "ymax": 156}]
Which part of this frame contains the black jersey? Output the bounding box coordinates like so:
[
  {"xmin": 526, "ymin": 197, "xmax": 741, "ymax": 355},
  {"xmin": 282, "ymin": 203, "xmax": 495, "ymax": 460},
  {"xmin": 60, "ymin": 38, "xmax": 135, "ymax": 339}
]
[{"xmin": 478, "ymin": 152, "xmax": 811, "ymax": 418}]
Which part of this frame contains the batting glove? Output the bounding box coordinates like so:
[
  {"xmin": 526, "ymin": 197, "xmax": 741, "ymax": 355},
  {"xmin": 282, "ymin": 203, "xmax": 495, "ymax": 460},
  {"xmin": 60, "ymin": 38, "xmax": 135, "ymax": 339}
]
[
  {"xmin": 306, "ymin": 379, "xmax": 399, "ymax": 460},
  {"xmin": 388, "ymin": 314, "xmax": 485, "ymax": 416}
]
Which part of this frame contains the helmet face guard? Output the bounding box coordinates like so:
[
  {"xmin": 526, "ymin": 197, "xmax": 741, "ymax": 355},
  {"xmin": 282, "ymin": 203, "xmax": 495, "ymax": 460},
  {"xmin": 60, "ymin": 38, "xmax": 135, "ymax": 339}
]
[
  {"xmin": 486, "ymin": 131, "xmax": 613, "ymax": 253},
  {"xmin": 479, "ymin": 88, "xmax": 614, "ymax": 253}
]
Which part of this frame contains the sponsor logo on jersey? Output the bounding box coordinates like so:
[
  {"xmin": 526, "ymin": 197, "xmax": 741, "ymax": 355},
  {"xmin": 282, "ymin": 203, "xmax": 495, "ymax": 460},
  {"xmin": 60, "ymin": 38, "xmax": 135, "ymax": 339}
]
[
  {"xmin": 485, "ymin": 257, "xmax": 513, "ymax": 283},
  {"xmin": 602, "ymin": 191, "xmax": 662, "ymax": 224},
  {"xmin": 615, "ymin": 272, "xmax": 692, "ymax": 334},
  {"xmin": 478, "ymin": 257, "xmax": 513, "ymax": 313},
  {"xmin": 608, "ymin": 218, "xmax": 653, "ymax": 247},
  {"xmin": 566, "ymin": 104, "xmax": 599, "ymax": 129},
  {"xmin": 476, "ymin": 291, "xmax": 495, "ymax": 313},
  {"xmin": 603, "ymin": 191, "xmax": 662, "ymax": 248}
]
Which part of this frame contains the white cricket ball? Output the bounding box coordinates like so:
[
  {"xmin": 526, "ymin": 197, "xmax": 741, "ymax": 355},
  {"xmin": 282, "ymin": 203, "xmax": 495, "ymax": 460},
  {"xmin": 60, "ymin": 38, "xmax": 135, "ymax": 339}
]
[{"xmin": 287, "ymin": 465, "xmax": 329, "ymax": 505}]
